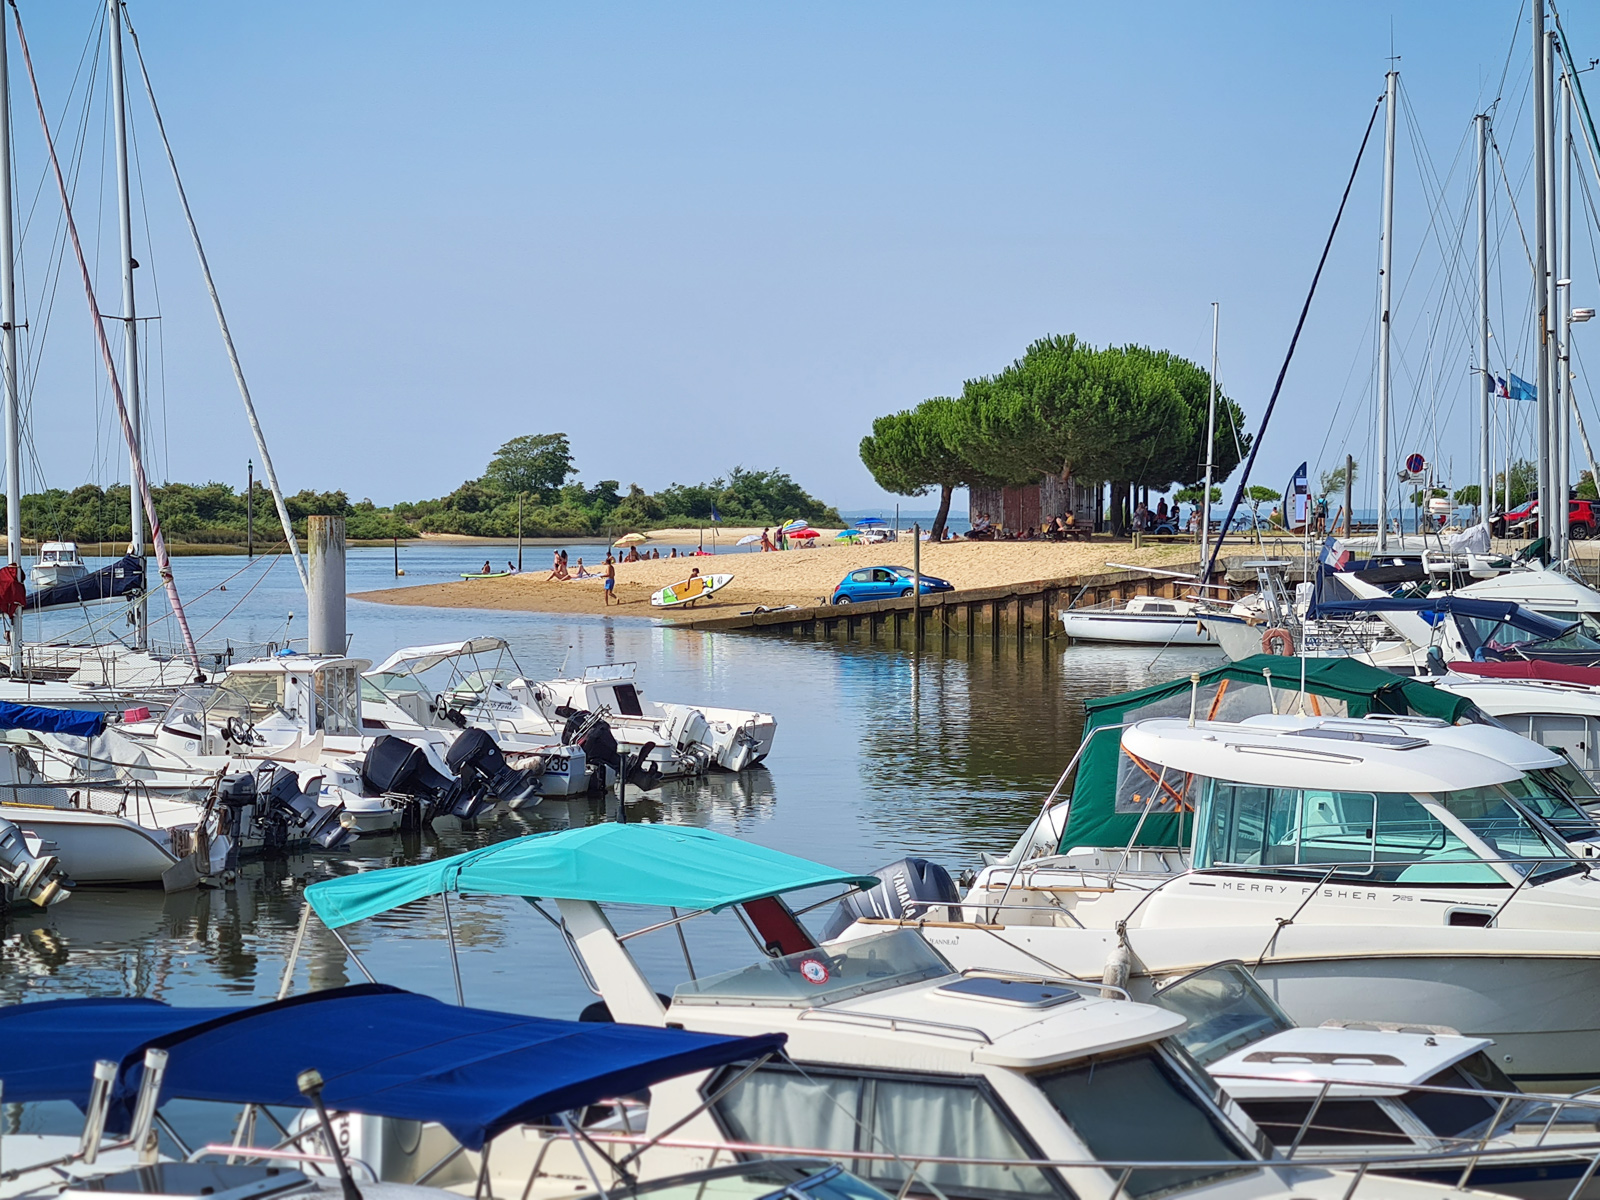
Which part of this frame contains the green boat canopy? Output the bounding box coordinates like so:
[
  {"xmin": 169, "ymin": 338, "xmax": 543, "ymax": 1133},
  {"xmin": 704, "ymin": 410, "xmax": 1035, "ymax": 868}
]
[
  {"xmin": 305, "ymin": 823, "xmax": 880, "ymax": 930},
  {"xmin": 1056, "ymin": 654, "xmax": 1477, "ymax": 854}
]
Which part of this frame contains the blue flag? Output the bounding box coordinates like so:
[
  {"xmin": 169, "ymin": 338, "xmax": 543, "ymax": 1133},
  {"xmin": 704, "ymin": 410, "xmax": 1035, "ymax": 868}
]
[
  {"xmin": 1509, "ymin": 373, "xmax": 1537, "ymax": 402},
  {"xmin": 710, "ymin": 504, "xmax": 721, "ymax": 523}
]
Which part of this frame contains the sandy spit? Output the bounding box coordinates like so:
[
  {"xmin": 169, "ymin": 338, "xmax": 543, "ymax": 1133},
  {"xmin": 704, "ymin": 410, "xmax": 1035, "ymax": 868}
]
[{"xmin": 353, "ymin": 539, "xmax": 1207, "ymax": 617}]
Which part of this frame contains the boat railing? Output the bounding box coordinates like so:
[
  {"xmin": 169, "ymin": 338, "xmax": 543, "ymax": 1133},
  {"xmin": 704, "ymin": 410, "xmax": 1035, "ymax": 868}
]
[
  {"xmin": 1208, "ymin": 1069, "xmax": 1600, "ymax": 1162},
  {"xmin": 187, "ymin": 1144, "xmax": 379, "ymax": 1182},
  {"xmin": 515, "ymin": 1129, "xmax": 1600, "ymax": 1200}
]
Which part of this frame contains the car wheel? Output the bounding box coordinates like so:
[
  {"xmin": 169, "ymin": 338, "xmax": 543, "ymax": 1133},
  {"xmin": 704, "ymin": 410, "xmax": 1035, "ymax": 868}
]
[
  {"xmin": 899, "ymin": 587, "xmax": 915, "ymax": 598},
  {"xmin": 833, "ymin": 595, "xmax": 852, "ymax": 605},
  {"xmin": 1573, "ymin": 523, "xmax": 1593, "ymax": 541}
]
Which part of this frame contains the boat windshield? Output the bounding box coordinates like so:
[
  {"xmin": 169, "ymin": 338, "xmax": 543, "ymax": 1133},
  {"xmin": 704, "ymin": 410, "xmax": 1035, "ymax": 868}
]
[
  {"xmin": 1032, "ymin": 1046, "xmax": 1254, "ymax": 1199},
  {"xmin": 673, "ymin": 929, "xmax": 952, "ymax": 1009},
  {"xmin": 1536, "ymin": 757, "xmax": 1599, "ymax": 800},
  {"xmin": 1192, "ymin": 776, "xmax": 1578, "ymax": 885},
  {"xmin": 1146, "ymin": 962, "xmax": 1293, "ymax": 1067},
  {"xmin": 1455, "ymin": 612, "xmax": 1600, "ymax": 656},
  {"xmin": 205, "ymin": 673, "xmax": 288, "ymax": 724},
  {"xmin": 1496, "ymin": 774, "xmax": 1600, "ymax": 838}
]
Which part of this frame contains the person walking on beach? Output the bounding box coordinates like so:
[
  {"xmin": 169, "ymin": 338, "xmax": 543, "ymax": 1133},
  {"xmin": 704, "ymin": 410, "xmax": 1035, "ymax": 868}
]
[
  {"xmin": 603, "ymin": 553, "xmax": 616, "ymax": 606},
  {"xmin": 760, "ymin": 527, "xmax": 774, "ymax": 552}
]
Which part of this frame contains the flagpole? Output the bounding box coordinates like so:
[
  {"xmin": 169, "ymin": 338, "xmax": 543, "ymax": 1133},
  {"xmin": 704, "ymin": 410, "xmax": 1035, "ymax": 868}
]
[{"xmin": 1479, "ymin": 111, "xmax": 1492, "ymax": 531}]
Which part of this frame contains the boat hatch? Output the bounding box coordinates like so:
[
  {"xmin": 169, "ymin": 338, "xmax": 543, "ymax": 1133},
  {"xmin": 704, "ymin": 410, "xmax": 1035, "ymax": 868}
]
[
  {"xmin": 672, "ymin": 928, "xmax": 952, "ymax": 1009},
  {"xmin": 1286, "ymin": 728, "xmax": 1428, "ymax": 750},
  {"xmin": 581, "ymin": 662, "xmax": 636, "ymax": 683},
  {"xmin": 934, "ymin": 977, "xmax": 1082, "ymax": 1009}
]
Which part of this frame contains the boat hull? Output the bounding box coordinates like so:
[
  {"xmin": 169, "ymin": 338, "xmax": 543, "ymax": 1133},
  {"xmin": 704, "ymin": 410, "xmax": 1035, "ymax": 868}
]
[
  {"xmin": 1058, "ymin": 611, "xmax": 1214, "ymax": 645},
  {"xmin": 4, "ymin": 805, "xmax": 178, "ymax": 884}
]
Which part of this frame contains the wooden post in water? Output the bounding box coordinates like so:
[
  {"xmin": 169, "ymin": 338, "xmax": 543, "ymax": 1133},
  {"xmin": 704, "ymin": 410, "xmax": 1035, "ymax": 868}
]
[
  {"xmin": 308, "ymin": 515, "xmax": 346, "ymax": 656},
  {"xmin": 913, "ymin": 523, "xmax": 922, "ymax": 648},
  {"xmin": 517, "ymin": 492, "xmax": 524, "ymax": 571}
]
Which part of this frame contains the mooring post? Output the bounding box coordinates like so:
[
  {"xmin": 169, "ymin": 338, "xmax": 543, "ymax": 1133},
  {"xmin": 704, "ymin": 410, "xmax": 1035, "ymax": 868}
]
[
  {"xmin": 308, "ymin": 515, "xmax": 346, "ymax": 655},
  {"xmin": 913, "ymin": 523, "xmax": 922, "ymax": 648}
]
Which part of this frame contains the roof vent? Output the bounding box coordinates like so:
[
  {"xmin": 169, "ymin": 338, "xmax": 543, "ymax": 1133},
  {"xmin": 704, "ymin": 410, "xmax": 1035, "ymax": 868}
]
[
  {"xmin": 1287, "ymin": 728, "xmax": 1427, "ymax": 750},
  {"xmin": 936, "ymin": 978, "xmax": 1083, "ymax": 1009}
]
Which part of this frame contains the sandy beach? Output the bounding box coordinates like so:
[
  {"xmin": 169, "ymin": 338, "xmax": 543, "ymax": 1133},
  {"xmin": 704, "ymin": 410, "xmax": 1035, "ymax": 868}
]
[{"xmin": 354, "ymin": 536, "xmax": 1207, "ymax": 616}]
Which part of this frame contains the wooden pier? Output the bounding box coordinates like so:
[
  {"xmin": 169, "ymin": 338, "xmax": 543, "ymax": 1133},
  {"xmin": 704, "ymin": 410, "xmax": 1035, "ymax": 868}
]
[{"xmin": 669, "ymin": 561, "xmax": 1235, "ymax": 649}]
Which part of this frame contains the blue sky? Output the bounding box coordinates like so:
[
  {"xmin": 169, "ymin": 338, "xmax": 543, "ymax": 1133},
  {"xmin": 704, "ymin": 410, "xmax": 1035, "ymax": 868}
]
[{"xmin": 2, "ymin": 2, "xmax": 1588, "ymax": 514}]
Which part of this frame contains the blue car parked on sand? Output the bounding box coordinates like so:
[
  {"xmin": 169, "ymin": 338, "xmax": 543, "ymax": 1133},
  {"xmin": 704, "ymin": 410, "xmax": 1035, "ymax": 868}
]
[{"xmin": 832, "ymin": 565, "xmax": 955, "ymax": 604}]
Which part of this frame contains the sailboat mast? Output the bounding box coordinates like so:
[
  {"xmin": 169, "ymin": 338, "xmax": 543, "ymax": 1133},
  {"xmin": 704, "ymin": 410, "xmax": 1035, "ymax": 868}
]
[
  {"xmin": 1377, "ymin": 69, "xmax": 1397, "ymax": 553},
  {"xmin": 1561, "ymin": 61, "xmax": 1574, "ymax": 557},
  {"xmin": 108, "ymin": 0, "xmax": 144, "ymax": 649},
  {"xmin": 1201, "ymin": 302, "xmax": 1217, "ymax": 563},
  {"xmin": 1478, "ymin": 113, "xmax": 1491, "ymax": 531},
  {"xmin": 1535, "ymin": 6, "xmax": 1553, "ymax": 548},
  {"xmin": 0, "ymin": 14, "xmax": 18, "ymax": 676}
]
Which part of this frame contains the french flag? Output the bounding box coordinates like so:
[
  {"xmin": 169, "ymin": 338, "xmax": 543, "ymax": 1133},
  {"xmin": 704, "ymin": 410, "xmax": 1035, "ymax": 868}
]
[
  {"xmin": 1320, "ymin": 535, "xmax": 1351, "ymax": 570},
  {"xmin": 1496, "ymin": 375, "xmax": 1511, "ymax": 399}
]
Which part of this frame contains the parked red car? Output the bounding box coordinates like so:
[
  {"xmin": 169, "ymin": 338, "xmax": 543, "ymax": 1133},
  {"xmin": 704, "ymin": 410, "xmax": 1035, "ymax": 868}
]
[{"xmin": 1491, "ymin": 498, "xmax": 1597, "ymax": 539}]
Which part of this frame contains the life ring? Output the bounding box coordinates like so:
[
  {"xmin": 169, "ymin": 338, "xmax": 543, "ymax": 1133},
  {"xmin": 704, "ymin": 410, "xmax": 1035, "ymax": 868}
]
[{"xmin": 1261, "ymin": 627, "xmax": 1295, "ymax": 656}]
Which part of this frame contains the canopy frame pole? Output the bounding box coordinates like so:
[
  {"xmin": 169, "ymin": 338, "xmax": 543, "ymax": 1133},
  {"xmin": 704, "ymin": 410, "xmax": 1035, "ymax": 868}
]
[
  {"xmin": 277, "ymin": 902, "xmax": 312, "ymax": 1000},
  {"xmin": 525, "ymin": 899, "xmax": 601, "ymax": 996},
  {"xmin": 615, "ymin": 907, "xmax": 710, "ymax": 943},
  {"xmin": 612, "ymin": 1054, "xmax": 775, "ymax": 1171},
  {"xmin": 729, "ymin": 904, "xmax": 770, "ymax": 957},
  {"xmin": 559, "ymin": 1116, "xmax": 613, "ymax": 1200},
  {"xmin": 442, "ymin": 891, "xmax": 465, "ymax": 1006},
  {"xmin": 326, "ymin": 926, "xmax": 376, "ymax": 983},
  {"xmin": 670, "ymin": 907, "xmax": 696, "ymax": 980}
]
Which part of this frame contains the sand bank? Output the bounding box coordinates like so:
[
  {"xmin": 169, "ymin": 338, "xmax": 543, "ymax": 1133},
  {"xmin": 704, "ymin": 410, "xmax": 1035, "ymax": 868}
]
[{"xmin": 353, "ymin": 539, "xmax": 1205, "ymax": 617}]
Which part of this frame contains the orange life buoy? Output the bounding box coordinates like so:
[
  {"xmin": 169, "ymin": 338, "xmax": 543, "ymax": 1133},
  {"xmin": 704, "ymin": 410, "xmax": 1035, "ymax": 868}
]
[{"xmin": 1261, "ymin": 627, "xmax": 1295, "ymax": 656}]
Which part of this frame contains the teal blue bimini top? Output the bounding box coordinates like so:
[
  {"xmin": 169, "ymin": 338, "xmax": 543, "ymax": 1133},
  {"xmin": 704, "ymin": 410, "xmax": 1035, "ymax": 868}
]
[{"xmin": 305, "ymin": 823, "xmax": 880, "ymax": 929}]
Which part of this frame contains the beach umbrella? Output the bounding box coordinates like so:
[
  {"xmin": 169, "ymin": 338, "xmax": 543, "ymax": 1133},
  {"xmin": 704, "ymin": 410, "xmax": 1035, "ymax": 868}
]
[
  {"xmin": 855, "ymin": 517, "xmax": 887, "ymax": 528},
  {"xmin": 833, "ymin": 530, "xmax": 858, "ymax": 541},
  {"xmin": 615, "ymin": 532, "xmax": 648, "ymax": 545},
  {"xmin": 780, "ymin": 518, "xmax": 809, "ymax": 533},
  {"xmin": 736, "ymin": 534, "xmax": 761, "ymax": 545},
  {"xmin": 789, "ymin": 529, "xmax": 820, "ymax": 539}
]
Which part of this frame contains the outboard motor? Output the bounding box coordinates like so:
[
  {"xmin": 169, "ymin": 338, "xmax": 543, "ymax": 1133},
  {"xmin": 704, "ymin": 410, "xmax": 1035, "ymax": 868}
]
[
  {"xmin": 557, "ymin": 706, "xmax": 621, "ymax": 792},
  {"xmin": 822, "ymin": 857, "xmax": 960, "ymax": 941},
  {"xmin": 445, "ymin": 727, "xmax": 539, "ymax": 818},
  {"xmin": 214, "ymin": 772, "xmax": 258, "ymax": 863},
  {"xmin": 361, "ymin": 735, "xmax": 455, "ymax": 829},
  {"xmin": 0, "ymin": 815, "xmax": 67, "ymax": 907},
  {"xmin": 259, "ymin": 765, "xmax": 356, "ymax": 851}
]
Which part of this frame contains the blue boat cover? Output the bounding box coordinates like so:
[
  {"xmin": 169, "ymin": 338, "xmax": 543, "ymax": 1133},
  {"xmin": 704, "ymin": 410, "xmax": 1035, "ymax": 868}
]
[
  {"xmin": 0, "ymin": 995, "xmax": 239, "ymax": 1104},
  {"xmin": 1306, "ymin": 595, "xmax": 1580, "ymax": 640},
  {"xmin": 0, "ymin": 700, "xmax": 106, "ymax": 737},
  {"xmin": 305, "ymin": 823, "xmax": 878, "ymax": 930},
  {"xmin": 25, "ymin": 554, "xmax": 145, "ymax": 612},
  {"xmin": 0, "ymin": 984, "xmax": 783, "ymax": 1151}
]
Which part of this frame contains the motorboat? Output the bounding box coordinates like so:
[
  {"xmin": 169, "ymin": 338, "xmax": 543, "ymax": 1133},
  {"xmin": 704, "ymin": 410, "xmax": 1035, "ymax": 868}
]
[
  {"xmin": 1151, "ymin": 959, "xmax": 1600, "ymax": 1198},
  {"xmin": 1433, "ymin": 666, "xmax": 1600, "ymax": 788},
  {"xmin": 901, "ymin": 712, "xmax": 1600, "ymax": 1091},
  {"xmin": 0, "ymin": 981, "xmax": 788, "ymax": 1200},
  {"xmin": 362, "ymin": 640, "xmax": 775, "ymax": 776},
  {"xmin": 1058, "ymin": 595, "xmax": 1219, "ymax": 645},
  {"xmin": 131, "ymin": 653, "xmax": 571, "ymax": 830},
  {"xmin": 300, "ymin": 823, "xmax": 1537, "ymax": 1200},
  {"xmin": 30, "ymin": 541, "xmax": 87, "ymax": 589}
]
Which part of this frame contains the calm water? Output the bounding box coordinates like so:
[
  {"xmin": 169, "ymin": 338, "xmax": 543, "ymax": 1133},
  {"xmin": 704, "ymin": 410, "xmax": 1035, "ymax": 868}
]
[{"xmin": 0, "ymin": 545, "xmax": 1223, "ymax": 1023}]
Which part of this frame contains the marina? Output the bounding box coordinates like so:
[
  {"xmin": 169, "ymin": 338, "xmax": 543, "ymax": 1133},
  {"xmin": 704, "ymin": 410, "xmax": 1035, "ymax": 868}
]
[{"xmin": 17, "ymin": 5, "xmax": 1600, "ymax": 1200}]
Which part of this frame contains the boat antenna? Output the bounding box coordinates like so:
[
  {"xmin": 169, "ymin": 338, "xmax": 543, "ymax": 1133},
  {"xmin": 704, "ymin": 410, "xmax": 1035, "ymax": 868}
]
[
  {"xmin": 1204, "ymin": 93, "xmax": 1383, "ymax": 584},
  {"xmin": 8, "ymin": 0, "xmax": 201, "ymax": 673},
  {"xmin": 1187, "ymin": 672, "xmax": 1200, "ymax": 727},
  {"xmin": 119, "ymin": 8, "xmax": 309, "ymax": 596}
]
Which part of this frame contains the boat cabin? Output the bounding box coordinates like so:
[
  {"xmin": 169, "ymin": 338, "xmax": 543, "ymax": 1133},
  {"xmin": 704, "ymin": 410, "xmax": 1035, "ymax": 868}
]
[{"xmin": 160, "ymin": 654, "xmax": 371, "ymax": 756}]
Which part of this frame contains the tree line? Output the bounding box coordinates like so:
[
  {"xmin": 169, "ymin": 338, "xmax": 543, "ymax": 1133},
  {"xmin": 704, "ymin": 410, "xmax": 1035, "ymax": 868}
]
[
  {"xmin": 858, "ymin": 334, "xmax": 1249, "ymax": 537},
  {"xmin": 10, "ymin": 433, "xmax": 841, "ymax": 545}
]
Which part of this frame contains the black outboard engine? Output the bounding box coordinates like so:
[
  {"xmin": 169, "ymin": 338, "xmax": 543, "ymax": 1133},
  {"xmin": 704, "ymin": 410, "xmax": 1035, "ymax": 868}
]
[
  {"xmin": 445, "ymin": 727, "xmax": 539, "ymax": 818},
  {"xmin": 214, "ymin": 772, "xmax": 258, "ymax": 863},
  {"xmin": 558, "ymin": 706, "xmax": 621, "ymax": 793},
  {"xmin": 822, "ymin": 857, "xmax": 961, "ymax": 940},
  {"xmin": 361, "ymin": 735, "xmax": 456, "ymax": 830},
  {"xmin": 258, "ymin": 765, "xmax": 356, "ymax": 851}
]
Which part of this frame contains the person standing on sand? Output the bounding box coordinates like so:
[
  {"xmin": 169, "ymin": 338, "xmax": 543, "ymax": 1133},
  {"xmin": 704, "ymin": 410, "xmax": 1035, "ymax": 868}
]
[
  {"xmin": 603, "ymin": 553, "xmax": 616, "ymax": 606},
  {"xmin": 760, "ymin": 527, "xmax": 774, "ymax": 552}
]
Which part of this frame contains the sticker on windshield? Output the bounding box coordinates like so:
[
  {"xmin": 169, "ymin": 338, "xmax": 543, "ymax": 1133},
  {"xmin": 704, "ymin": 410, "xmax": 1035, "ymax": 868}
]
[{"xmin": 798, "ymin": 958, "xmax": 830, "ymax": 985}]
